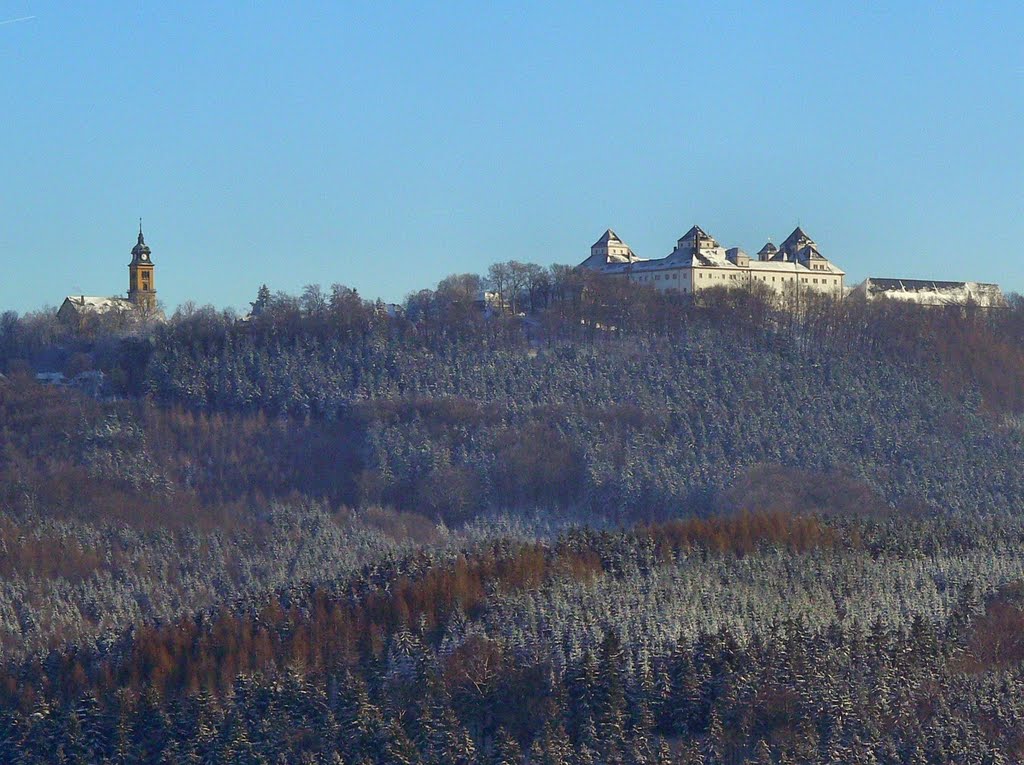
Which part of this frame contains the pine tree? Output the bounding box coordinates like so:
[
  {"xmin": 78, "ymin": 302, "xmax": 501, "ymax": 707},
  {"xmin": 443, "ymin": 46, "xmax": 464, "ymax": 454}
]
[
  {"xmin": 376, "ymin": 719, "xmax": 419, "ymax": 765},
  {"xmin": 751, "ymin": 739, "xmax": 773, "ymax": 765},
  {"xmin": 59, "ymin": 706, "xmax": 91, "ymax": 765},
  {"xmin": 334, "ymin": 671, "xmax": 382, "ymax": 762},
  {"xmin": 251, "ymin": 285, "xmax": 273, "ymax": 317},
  {"xmin": 0, "ymin": 710, "xmax": 24, "ymax": 765},
  {"xmin": 654, "ymin": 739, "xmax": 674, "ymax": 765},
  {"xmin": 595, "ymin": 630, "xmax": 628, "ymax": 747},
  {"xmin": 527, "ymin": 721, "xmax": 572, "ymax": 765},
  {"xmin": 490, "ymin": 727, "xmax": 522, "ymax": 765},
  {"xmin": 667, "ymin": 643, "xmax": 701, "ymax": 736},
  {"xmin": 17, "ymin": 699, "xmax": 58, "ymax": 765},
  {"xmin": 567, "ymin": 649, "xmax": 599, "ymax": 750}
]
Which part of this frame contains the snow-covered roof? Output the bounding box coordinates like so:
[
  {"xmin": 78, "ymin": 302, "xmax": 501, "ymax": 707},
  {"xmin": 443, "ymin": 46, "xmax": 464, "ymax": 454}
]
[
  {"xmin": 581, "ymin": 223, "xmax": 845, "ymax": 275},
  {"xmin": 60, "ymin": 296, "xmax": 133, "ymax": 313},
  {"xmin": 581, "ymin": 228, "xmax": 640, "ymax": 267},
  {"xmin": 745, "ymin": 261, "xmax": 799, "ymax": 273},
  {"xmin": 858, "ymin": 278, "xmax": 1005, "ymax": 307},
  {"xmin": 591, "ymin": 228, "xmax": 623, "ymax": 248},
  {"xmin": 762, "ymin": 259, "xmax": 843, "ymax": 275},
  {"xmin": 676, "ymin": 225, "xmax": 717, "ymax": 247},
  {"xmin": 587, "ymin": 249, "xmax": 844, "ymax": 276}
]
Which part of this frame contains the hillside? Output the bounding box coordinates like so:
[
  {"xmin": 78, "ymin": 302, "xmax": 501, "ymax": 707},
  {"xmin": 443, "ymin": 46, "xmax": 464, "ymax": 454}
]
[{"xmin": 4, "ymin": 277, "xmax": 1024, "ymax": 761}]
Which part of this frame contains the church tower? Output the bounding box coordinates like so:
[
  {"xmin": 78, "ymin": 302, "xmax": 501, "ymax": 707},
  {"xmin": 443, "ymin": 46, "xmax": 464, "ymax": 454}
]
[{"xmin": 128, "ymin": 221, "xmax": 156, "ymax": 310}]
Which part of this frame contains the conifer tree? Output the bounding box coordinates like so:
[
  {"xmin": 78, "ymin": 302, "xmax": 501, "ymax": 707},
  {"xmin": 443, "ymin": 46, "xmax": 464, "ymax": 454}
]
[{"xmin": 490, "ymin": 727, "xmax": 522, "ymax": 765}]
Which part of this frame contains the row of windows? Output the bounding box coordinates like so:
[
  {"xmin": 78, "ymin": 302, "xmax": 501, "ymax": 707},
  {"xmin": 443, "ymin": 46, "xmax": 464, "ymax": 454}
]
[
  {"xmin": 631, "ymin": 271, "xmax": 842, "ymax": 288},
  {"xmin": 635, "ymin": 272, "xmax": 686, "ymax": 282}
]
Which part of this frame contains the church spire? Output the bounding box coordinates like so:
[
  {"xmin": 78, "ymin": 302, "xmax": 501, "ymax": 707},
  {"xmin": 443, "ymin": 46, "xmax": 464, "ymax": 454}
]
[{"xmin": 128, "ymin": 220, "xmax": 156, "ymax": 309}]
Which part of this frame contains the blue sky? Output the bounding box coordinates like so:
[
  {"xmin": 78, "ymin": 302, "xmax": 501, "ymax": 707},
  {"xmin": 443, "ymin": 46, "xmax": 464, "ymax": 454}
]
[{"xmin": 1, "ymin": 2, "xmax": 1021, "ymax": 314}]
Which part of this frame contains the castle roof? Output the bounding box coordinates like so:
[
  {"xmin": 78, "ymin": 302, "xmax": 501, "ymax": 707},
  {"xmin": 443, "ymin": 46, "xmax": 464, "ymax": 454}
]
[
  {"xmin": 678, "ymin": 225, "xmax": 714, "ymax": 243},
  {"xmin": 591, "ymin": 228, "xmax": 623, "ymax": 248},
  {"xmin": 781, "ymin": 226, "xmax": 813, "ymax": 247},
  {"xmin": 757, "ymin": 242, "xmax": 777, "ymax": 256}
]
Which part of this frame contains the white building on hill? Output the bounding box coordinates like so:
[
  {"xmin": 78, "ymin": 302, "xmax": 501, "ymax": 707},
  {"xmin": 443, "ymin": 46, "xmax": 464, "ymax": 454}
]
[
  {"xmin": 580, "ymin": 225, "xmax": 845, "ymax": 296},
  {"xmin": 851, "ymin": 278, "xmax": 1006, "ymax": 308}
]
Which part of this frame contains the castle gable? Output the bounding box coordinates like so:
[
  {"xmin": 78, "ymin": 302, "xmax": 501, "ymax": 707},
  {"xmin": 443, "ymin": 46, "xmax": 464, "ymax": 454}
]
[{"xmin": 581, "ymin": 227, "xmax": 641, "ymax": 268}]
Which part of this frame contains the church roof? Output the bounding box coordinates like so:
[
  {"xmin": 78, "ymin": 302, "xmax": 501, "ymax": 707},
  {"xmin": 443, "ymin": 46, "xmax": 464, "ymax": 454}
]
[
  {"xmin": 60, "ymin": 296, "xmax": 133, "ymax": 314},
  {"xmin": 130, "ymin": 222, "xmax": 152, "ymax": 262}
]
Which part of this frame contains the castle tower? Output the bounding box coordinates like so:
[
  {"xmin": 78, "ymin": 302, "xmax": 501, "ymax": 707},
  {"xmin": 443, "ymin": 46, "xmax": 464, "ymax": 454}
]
[{"xmin": 128, "ymin": 221, "xmax": 156, "ymax": 310}]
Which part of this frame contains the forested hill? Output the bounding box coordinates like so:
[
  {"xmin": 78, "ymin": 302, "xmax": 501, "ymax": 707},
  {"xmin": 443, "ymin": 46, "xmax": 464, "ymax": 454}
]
[
  {"xmin": 6, "ymin": 276, "xmax": 1024, "ymax": 524},
  {"xmin": 6, "ymin": 277, "xmax": 1024, "ymax": 761}
]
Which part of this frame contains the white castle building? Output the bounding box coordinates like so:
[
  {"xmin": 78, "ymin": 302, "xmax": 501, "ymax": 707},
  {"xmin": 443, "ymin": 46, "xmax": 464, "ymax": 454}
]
[
  {"xmin": 579, "ymin": 225, "xmax": 845, "ymax": 296},
  {"xmin": 850, "ymin": 278, "xmax": 1006, "ymax": 308}
]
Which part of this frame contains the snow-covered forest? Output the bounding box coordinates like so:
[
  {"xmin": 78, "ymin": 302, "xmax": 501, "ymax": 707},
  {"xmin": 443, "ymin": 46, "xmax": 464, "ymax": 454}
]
[{"xmin": 3, "ymin": 270, "xmax": 1024, "ymax": 762}]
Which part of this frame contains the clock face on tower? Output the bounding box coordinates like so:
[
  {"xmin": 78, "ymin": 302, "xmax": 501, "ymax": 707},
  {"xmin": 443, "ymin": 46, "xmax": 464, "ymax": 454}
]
[{"xmin": 142, "ymin": 254, "xmax": 149, "ymax": 262}]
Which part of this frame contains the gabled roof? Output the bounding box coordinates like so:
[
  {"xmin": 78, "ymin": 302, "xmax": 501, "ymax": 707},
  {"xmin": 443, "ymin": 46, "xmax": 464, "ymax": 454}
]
[
  {"xmin": 60, "ymin": 296, "xmax": 133, "ymax": 314},
  {"xmin": 591, "ymin": 228, "xmax": 623, "ymax": 248},
  {"xmin": 781, "ymin": 226, "xmax": 814, "ymax": 248},
  {"xmin": 679, "ymin": 225, "xmax": 713, "ymax": 243},
  {"xmin": 757, "ymin": 242, "xmax": 777, "ymax": 255}
]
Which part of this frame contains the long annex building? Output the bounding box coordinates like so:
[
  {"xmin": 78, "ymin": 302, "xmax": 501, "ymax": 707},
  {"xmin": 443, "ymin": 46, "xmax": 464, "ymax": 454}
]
[{"xmin": 579, "ymin": 225, "xmax": 845, "ymax": 296}]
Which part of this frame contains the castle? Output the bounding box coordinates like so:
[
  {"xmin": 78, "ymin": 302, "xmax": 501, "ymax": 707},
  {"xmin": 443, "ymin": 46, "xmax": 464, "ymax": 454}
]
[
  {"xmin": 579, "ymin": 225, "xmax": 845, "ymax": 297},
  {"xmin": 581, "ymin": 224, "xmax": 1006, "ymax": 307},
  {"xmin": 57, "ymin": 223, "xmax": 158, "ymax": 320}
]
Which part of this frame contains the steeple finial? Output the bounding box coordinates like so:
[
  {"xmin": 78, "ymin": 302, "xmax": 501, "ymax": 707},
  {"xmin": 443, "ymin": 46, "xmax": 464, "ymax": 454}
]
[{"xmin": 138, "ymin": 218, "xmax": 144, "ymax": 243}]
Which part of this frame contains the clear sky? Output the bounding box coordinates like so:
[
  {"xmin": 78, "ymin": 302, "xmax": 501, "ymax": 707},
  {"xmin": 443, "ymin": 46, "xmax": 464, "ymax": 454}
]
[{"xmin": 1, "ymin": 2, "xmax": 1021, "ymax": 314}]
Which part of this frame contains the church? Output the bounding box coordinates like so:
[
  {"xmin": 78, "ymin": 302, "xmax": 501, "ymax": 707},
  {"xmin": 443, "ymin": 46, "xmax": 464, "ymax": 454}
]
[
  {"xmin": 57, "ymin": 224, "xmax": 159, "ymax": 321},
  {"xmin": 579, "ymin": 224, "xmax": 845, "ymax": 296}
]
